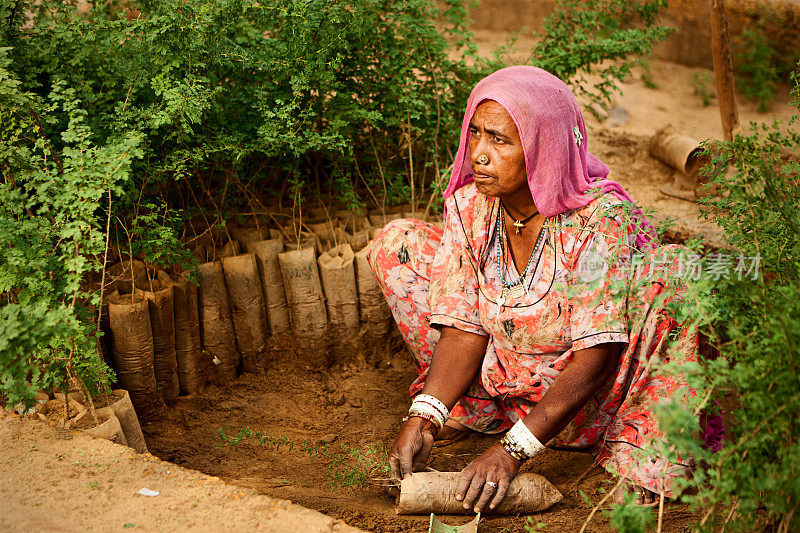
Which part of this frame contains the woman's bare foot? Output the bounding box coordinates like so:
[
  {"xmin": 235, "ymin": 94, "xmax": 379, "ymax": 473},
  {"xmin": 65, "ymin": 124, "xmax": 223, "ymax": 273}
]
[{"xmin": 614, "ymin": 481, "xmax": 660, "ymax": 507}]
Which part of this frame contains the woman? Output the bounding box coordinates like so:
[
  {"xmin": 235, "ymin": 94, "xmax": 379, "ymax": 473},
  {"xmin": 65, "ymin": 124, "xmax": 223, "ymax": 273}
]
[{"xmin": 367, "ymin": 66, "xmax": 698, "ymax": 513}]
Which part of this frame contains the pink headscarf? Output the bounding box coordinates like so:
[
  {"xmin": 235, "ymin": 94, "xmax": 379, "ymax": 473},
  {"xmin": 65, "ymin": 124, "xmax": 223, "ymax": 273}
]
[{"xmin": 444, "ymin": 65, "xmax": 657, "ymax": 251}]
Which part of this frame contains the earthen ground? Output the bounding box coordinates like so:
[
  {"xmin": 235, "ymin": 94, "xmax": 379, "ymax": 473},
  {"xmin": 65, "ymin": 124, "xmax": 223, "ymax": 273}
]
[
  {"xmin": 140, "ymin": 330, "xmax": 714, "ymax": 532},
  {"xmin": 0, "ymin": 410, "xmax": 362, "ymax": 532}
]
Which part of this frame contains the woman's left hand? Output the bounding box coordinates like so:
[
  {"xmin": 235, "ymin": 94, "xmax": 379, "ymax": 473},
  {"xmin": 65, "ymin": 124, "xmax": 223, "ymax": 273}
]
[{"xmin": 455, "ymin": 443, "xmax": 523, "ymax": 513}]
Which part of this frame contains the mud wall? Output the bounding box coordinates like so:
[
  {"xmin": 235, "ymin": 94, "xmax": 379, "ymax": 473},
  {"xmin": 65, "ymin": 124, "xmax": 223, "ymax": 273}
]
[{"xmin": 468, "ymin": 0, "xmax": 800, "ymax": 69}]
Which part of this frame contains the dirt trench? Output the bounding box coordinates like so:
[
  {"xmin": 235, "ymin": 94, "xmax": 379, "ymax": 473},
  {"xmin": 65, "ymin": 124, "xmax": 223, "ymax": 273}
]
[{"xmin": 141, "ymin": 327, "xmax": 701, "ymax": 533}]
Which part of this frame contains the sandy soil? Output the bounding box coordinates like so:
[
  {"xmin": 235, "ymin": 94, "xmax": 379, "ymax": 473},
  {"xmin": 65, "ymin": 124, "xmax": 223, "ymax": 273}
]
[{"xmin": 0, "ymin": 409, "xmax": 362, "ymax": 532}]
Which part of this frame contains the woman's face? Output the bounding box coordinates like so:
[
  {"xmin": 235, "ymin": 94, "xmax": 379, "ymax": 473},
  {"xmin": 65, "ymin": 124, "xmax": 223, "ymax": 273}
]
[{"xmin": 468, "ymin": 100, "xmax": 528, "ymax": 199}]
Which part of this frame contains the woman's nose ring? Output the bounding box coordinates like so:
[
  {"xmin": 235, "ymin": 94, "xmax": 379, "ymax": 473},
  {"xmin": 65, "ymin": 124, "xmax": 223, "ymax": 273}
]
[{"xmin": 477, "ymin": 154, "xmax": 489, "ymax": 165}]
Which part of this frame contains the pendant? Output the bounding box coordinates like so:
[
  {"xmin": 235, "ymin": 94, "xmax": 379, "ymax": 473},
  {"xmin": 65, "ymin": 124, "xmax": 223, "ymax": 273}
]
[
  {"xmin": 509, "ymin": 284, "xmax": 526, "ymax": 299},
  {"xmin": 497, "ymin": 287, "xmax": 508, "ymax": 313},
  {"xmin": 513, "ymin": 220, "xmax": 524, "ymax": 234}
]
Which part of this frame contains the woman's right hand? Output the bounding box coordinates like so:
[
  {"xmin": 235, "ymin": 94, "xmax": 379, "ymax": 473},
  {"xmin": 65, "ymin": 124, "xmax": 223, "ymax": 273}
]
[{"xmin": 389, "ymin": 416, "xmax": 438, "ymax": 483}]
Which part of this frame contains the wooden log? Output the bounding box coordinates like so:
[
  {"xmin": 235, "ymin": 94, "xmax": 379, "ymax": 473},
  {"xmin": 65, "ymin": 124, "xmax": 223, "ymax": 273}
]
[
  {"xmin": 396, "ymin": 472, "xmax": 562, "ymax": 515},
  {"xmin": 710, "ymin": 0, "xmax": 739, "ymax": 141}
]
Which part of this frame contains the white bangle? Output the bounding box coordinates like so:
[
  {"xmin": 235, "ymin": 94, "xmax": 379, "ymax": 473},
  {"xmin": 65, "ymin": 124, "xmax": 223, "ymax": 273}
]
[
  {"xmin": 409, "ymin": 394, "xmax": 449, "ymax": 430},
  {"xmin": 507, "ymin": 419, "xmax": 546, "ymax": 457},
  {"xmin": 406, "ymin": 407, "xmax": 444, "ymax": 431},
  {"xmin": 412, "ymin": 394, "xmax": 449, "ymax": 420}
]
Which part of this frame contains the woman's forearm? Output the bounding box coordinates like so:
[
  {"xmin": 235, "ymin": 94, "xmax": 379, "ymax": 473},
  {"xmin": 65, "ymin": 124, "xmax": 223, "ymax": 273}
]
[
  {"xmin": 521, "ymin": 343, "xmax": 622, "ymax": 443},
  {"xmin": 420, "ymin": 326, "xmax": 489, "ymax": 410},
  {"xmin": 418, "ymin": 331, "xmax": 621, "ymax": 441}
]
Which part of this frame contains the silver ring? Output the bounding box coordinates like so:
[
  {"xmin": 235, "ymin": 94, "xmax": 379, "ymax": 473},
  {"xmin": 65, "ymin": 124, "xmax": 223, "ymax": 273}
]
[
  {"xmin": 485, "ymin": 481, "xmax": 498, "ymax": 490},
  {"xmin": 477, "ymin": 154, "xmax": 489, "ymax": 165}
]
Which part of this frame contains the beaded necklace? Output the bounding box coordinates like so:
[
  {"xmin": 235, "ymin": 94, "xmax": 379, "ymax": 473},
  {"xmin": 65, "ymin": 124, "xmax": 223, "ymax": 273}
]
[{"xmin": 495, "ymin": 203, "xmax": 546, "ymax": 310}]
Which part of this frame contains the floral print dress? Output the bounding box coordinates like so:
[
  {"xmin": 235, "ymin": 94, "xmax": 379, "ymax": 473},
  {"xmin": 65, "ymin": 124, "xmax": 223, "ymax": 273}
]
[{"xmin": 367, "ymin": 183, "xmax": 697, "ymax": 496}]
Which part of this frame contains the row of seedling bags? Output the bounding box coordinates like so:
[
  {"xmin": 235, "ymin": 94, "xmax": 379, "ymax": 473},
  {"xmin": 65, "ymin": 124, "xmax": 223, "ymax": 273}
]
[
  {"xmin": 23, "ymin": 389, "xmax": 148, "ymax": 454},
  {"xmin": 102, "ymin": 207, "xmax": 441, "ymax": 422}
]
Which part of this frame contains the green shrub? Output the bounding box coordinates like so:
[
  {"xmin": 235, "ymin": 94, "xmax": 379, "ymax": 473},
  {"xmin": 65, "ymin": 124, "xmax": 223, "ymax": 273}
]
[
  {"xmin": 0, "ymin": 50, "xmax": 142, "ymax": 407},
  {"xmin": 609, "ymin": 63, "xmax": 800, "ymax": 532},
  {"xmin": 0, "ymin": 0, "xmax": 670, "ymax": 408},
  {"xmin": 684, "ymin": 90, "xmax": 800, "ymax": 529},
  {"xmin": 638, "ymin": 59, "xmax": 658, "ymax": 89},
  {"xmin": 691, "ymin": 70, "xmax": 715, "ymax": 106},
  {"xmin": 530, "ymin": 0, "xmax": 671, "ymax": 118},
  {"xmin": 734, "ymin": 27, "xmax": 780, "ymax": 113}
]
